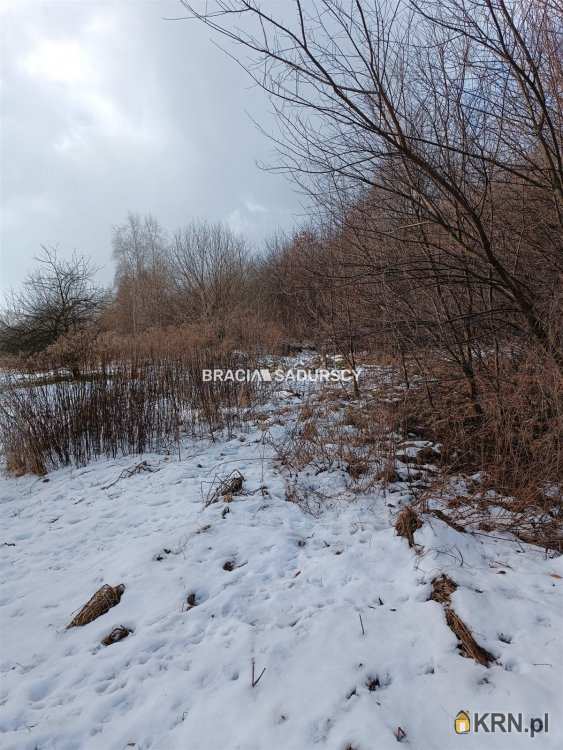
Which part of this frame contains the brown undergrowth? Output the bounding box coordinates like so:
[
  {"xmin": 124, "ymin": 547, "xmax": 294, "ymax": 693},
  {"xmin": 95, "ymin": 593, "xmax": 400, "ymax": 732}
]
[
  {"xmin": 0, "ymin": 344, "xmax": 266, "ymax": 474},
  {"xmin": 392, "ymin": 351, "xmax": 562, "ymax": 552},
  {"xmin": 270, "ymin": 390, "xmax": 400, "ymax": 494}
]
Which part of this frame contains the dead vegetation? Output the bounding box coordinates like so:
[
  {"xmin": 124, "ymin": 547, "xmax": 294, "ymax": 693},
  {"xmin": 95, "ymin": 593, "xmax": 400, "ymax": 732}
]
[
  {"xmin": 445, "ymin": 610, "xmax": 495, "ymax": 668},
  {"xmin": 101, "ymin": 626, "xmax": 132, "ymax": 646},
  {"xmin": 0, "ymin": 345, "xmax": 265, "ymax": 474},
  {"xmin": 416, "ymin": 466, "xmax": 562, "ymax": 554},
  {"xmin": 430, "ymin": 576, "xmax": 494, "ymax": 668},
  {"xmin": 270, "ymin": 392, "xmax": 402, "ymax": 496},
  {"xmin": 67, "ymin": 584, "xmax": 125, "ymax": 629},
  {"xmin": 0, "ymin": 0, "xmax": 559, "ymax": 547},
  {"xmin": 204, "ymin": 470, "xmax": 245, "ymax": 507},
  {"xmin": 381, "ymin": 351, "xmax": 563, "ymax": 550},
  {"xmin": 102, "ymin": 460, "xmax": 160, "ymax": 490},
  {"xmin": 429, "ymin": 574, "xmax": 458, "ymax": 605},
  {"xmin": 394, "ymin": 507, "xmax": 422, "ymax": 548},
  {"xmin": 285, "ymin": 481, "xmax": 328, "ymax": 518}
]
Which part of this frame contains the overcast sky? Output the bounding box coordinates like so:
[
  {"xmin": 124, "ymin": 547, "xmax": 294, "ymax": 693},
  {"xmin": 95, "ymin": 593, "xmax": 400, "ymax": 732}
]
[{"xmin": 0, "ymin": 0, "xmax": 303, "ymax": 293}]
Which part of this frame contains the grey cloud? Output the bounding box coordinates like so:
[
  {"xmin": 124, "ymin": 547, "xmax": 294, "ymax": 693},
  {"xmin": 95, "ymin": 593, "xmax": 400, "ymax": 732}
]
[{"xmin": 0, "ymin": 0, "xmax": 302, "ymax": 293}]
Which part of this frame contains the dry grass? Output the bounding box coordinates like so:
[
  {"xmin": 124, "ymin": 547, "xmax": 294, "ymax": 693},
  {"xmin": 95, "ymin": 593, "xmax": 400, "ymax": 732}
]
[
  {"xmin": 270, "ymin": 393, "xmax": 401, "ymax": 494},
  {"xmin": 346, "ymin": 457, "xmax": 370, "ymax": 480},
  {"xmin": 420, "ymin": 487, "xmax": 563, "ymax": 553},
  {"xmin": 430, "ymin": 574, "xmax": 458, "ymax": 604},
  {"xmin": 0, "ymin": 346, "xmax": 265, "ymax": 474},
  {"xmin": 375, "ymin": 460, "xmax": 400, "ymax": 484},
  {"xmin": 429, "ymin": 575, "xmax": 494, "ymax": 667},
  {"xmin": 204, "ymin": 470, "xmax": 245, "ymax": 507},
  {"xmin": 285, "ymin": 481, "xmax": 329, "ymax": 517},
  {"xmin": 395, "ymin": 506, "xmax": 422, "ymax": 547},
  {"xmin": 67, "ymin": 584, "xmax": 125, "ymax": 628},
  {"xmin": 445, "ymin": 609, "xmax": 495, "ymax": 667},
  {"xmin": 402, "ymin": 353, "xmax": 562, "ymax": 492}
]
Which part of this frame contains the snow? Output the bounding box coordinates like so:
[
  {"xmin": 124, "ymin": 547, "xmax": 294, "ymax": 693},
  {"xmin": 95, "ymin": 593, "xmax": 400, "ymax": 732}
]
[{"xmin": 1, "ymin": 391, "xmax": 562, "ymax": 749}]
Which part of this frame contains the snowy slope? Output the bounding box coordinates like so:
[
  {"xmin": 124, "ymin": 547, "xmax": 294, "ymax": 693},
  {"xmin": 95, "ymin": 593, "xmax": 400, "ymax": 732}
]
[{"xmin": 1, "ymin": 395, "xmax": 562, "ymax": 750}]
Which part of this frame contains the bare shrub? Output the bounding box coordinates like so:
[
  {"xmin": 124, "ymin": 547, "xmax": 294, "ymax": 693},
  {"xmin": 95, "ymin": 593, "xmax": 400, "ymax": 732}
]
[
  {"xmin": 0, "ymin": 247, "xmax": 105, "ymax": 357},
  {"xmin": 400, "ymin": 352, "xmax": 562, "ymax": 501},
  {"xmin": 391, "ymin": 347, "xmax": 563, "ymax": 547}
]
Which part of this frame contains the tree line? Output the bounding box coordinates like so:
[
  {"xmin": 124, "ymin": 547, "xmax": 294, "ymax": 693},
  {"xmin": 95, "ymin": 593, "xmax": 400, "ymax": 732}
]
[
  {"xmin": 0, "ymin": 0, "xmax": 560, "ymax": 497},
  {"xmin": 1, "ymin": 0, "xmax": 560, "ymax": 414}
]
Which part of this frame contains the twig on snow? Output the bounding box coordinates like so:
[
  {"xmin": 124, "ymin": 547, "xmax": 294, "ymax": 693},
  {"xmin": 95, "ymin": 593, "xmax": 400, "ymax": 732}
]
[
  {"xmin": 102, "ymin": 461, "xmax": 160, "ymax": 490},
  {"xmin": 251, "ymin": 658, "xmax": 266, "ymax": 688}
]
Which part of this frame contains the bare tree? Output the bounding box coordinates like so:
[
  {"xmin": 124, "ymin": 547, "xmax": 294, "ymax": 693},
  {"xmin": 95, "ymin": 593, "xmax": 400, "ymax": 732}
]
[
  {"xmin": 181, "ymin": 0, "xmax": 562, "ymax": 369},
  {"xmin": 170, "ymin": 219, "xmax": 250, "ymax": 328},
  {"xmin": 112, "ymin": 213, "xmax": 172, "ymax": 333},
  {"xmin": 0, "ymin": 247, "xmax": 106, "ymax": 359}
]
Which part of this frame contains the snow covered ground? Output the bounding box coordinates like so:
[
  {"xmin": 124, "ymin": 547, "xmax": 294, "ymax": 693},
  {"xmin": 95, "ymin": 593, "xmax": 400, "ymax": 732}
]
[{"xmin": 1, "ymin": 387, "xmax": 562, "ymax": 749}]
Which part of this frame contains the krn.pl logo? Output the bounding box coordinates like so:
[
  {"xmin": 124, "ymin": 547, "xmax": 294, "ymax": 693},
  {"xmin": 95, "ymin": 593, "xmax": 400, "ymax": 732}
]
[{"xmin": 455, "ymin": 710, "xmax": 471, "ymax": 734}]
